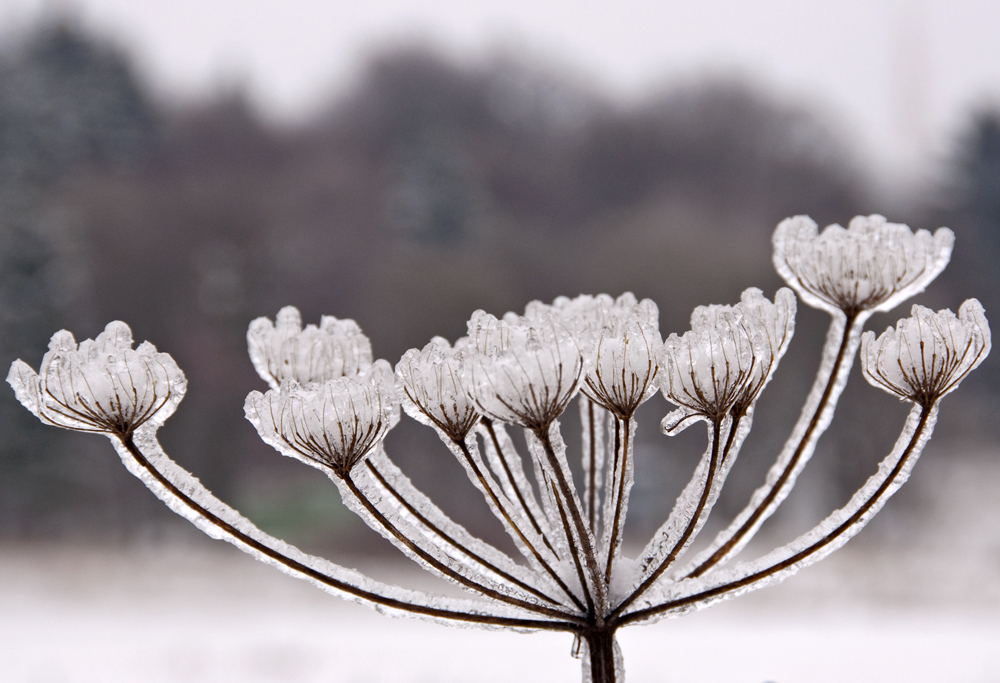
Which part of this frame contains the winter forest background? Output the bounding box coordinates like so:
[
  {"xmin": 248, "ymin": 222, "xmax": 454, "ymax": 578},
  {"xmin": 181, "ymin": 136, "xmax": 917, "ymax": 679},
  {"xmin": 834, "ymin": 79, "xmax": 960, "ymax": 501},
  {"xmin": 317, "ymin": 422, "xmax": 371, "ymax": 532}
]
[{"xmin": 1, "ymin": 13, "xmax": 999, "ymax": 591}]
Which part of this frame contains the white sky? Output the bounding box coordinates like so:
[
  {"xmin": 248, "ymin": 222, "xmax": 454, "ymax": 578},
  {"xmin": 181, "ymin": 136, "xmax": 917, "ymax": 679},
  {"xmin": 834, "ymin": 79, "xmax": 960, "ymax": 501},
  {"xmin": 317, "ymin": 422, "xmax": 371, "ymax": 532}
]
[{"xmin": 3, "ymin": 0, "xmax": 1000, "ymax": 181}]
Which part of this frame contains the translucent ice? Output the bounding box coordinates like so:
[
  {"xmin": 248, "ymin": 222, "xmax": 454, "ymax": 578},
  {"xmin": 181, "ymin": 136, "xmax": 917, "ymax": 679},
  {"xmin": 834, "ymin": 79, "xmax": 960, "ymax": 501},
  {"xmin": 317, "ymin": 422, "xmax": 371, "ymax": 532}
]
[
  {"xmin": 862, "ymin": 299, "xmax": 991, "ymax": 405},
  {"xmin": 247, "ymin": 306, "xmax": 372, "ymax": 389},
  {"xmin": 7, "ymin": 321, "xmax": 186, "ymax": 435},
  {"xmin": 773, "ymin": 214, "xmax": 953, "ymax": 316}
]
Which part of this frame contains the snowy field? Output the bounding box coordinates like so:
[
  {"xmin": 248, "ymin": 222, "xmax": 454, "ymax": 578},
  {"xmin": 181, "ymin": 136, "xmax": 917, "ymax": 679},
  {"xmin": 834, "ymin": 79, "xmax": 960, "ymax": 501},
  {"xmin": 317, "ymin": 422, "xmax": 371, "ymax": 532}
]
[
  {"xmin": 2, "ymin": 538, "xmax": 999, "ymax": 683},
  {"xmin": 3, "ymin": 452, "xmax": 1000, "ymax": 683}
]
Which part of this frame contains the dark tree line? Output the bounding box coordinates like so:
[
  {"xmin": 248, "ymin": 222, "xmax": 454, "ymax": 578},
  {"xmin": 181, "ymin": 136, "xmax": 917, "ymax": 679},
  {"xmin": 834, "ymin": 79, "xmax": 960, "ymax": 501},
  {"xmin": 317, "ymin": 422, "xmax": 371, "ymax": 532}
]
[{"xmin": 0, "ymin": 22, "xmax": 992, "ymax": 551}]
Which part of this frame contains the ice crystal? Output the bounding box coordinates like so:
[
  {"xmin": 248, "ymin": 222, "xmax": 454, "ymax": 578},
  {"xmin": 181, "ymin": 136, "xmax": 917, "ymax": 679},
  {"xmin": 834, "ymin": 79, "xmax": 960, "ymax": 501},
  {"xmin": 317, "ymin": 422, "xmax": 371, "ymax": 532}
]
[
  {"xmin": 581, "ymin": 319, "xmax": 662, "ymax": 419},
  {"xmin": 773, "ymin": 214, "xmax": 953, "ymax": 316},
  {"xmin": 397, "ymin": 336, "xmax": 480, "ymax": 442},
  {"xmin": 862, "ymin": 299, "xmax": 991, "ymax": 406},
  {"xmin": 658, "ymin": 288, "xmax": 792, "ymax": 431},
  {"xmin": 248, "ymin": 306, "xmax": 372, "ymax": 389},
  {"xmin": 7, "ymin": 321, "xmax": 185, "ymax": 435},
  {"xmin": 245, "ymin": 361, "xmax": 397, "ymax": 477},
  {"xmin": 464, "ymin": 310, "xmax": 583, "ymax": 431}
]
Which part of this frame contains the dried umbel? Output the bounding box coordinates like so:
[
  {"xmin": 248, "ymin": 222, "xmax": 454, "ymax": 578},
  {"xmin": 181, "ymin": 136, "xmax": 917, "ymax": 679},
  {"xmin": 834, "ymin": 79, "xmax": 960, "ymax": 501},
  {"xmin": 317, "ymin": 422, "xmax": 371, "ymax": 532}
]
[
  {"xmin": 7, "ymin": 321, "xmax": 185, "ymax": 436},
  {"xmin": 773, "ymin": 214, "xmax": 953, "ymax": 317},
  {"xmin": 245, "ymin": 361, "xmax": 397, "ymax": 478},
  {"xmin": 397, "ymin": 337, "xmax": 480, "ymax": 442},
  {"xmin": 247, "ymin": 305, "xmax": 372, "ymax": 389},
  {"xmin": 463, "ymin": 310, "xmax": 584, "ymax": 432},
  {"xmin": 7, "ymin": 215, "xmax": 990, "ymax": 683},
  {"xmin": 862, "ymin": 300, "xmax": 990, "ymax": 407}
]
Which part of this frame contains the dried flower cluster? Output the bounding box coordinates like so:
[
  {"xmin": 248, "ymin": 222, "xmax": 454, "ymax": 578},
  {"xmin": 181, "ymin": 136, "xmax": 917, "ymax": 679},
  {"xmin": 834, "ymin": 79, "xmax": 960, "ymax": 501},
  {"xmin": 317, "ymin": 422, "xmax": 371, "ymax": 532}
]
[{"xmin": 7, "ymin": 215, "xmax": 990, "ymax": 683}]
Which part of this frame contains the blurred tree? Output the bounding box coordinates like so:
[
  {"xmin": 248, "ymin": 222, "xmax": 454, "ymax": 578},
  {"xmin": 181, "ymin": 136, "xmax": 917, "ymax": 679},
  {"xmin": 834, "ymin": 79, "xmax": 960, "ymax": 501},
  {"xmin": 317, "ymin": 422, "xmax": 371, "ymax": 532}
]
[
  {"xmin": 0, "ymin": 19, "xmax": 160, "ymax": 537},
  {"xmin": 4, "ymin": 33, "xmax": 894, "ymax": 546}
]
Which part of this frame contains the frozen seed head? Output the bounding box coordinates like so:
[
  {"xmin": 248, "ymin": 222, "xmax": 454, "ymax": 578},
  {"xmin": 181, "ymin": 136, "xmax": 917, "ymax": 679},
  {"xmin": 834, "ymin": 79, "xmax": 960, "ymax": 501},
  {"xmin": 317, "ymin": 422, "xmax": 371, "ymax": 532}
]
[
  {"xmin": 247, "ymin": 306, "xmax": 373, "ymax": 390},
  {"xmin": 7, "ymin": 321, "xmax": 186, "ymax": 436},
  {"xmin": 245, "ymin": 360, "xmax": 397, "ymax": 478},
  {"xmin": 525, "ymin": 292, "xmax": 659, "ymax": 366},
  {"xmin": 723, "ymin": 287, "xmax": 796, "ymax": 416},
  {"xmin": 659, "ymin": 289, "xmax": 791, "ymax": 431},
  {"xmin": 463, "ymin": 310, "xmax": 583, "ymax": 432},
  {"xmin": 773, "ymin": 215, "xmax": 954, "ymax": 316},
  {"xmin": 862, "ymin": 300, "xmax": 990, "ymax": 407},
  {"xmin": 397, "ymin": 337, "xmax": 480, "ymax": 442},
  {"xmin": 582, "ymin": 319, "xmax": 663, "ymax": 419}
]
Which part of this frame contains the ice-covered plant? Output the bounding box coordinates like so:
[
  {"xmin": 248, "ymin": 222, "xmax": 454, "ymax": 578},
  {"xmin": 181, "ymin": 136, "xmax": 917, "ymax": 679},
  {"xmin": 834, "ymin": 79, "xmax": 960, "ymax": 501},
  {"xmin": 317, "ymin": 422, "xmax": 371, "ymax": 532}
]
[{"xmin": 7, "ymin": 215, "xmax": 989, "ymax": 683}]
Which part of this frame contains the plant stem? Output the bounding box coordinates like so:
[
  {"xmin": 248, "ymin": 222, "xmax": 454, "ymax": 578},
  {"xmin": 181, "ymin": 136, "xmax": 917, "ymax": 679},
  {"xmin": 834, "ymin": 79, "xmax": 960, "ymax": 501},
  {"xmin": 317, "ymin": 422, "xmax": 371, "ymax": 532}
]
[
  {"xmin": 620, "ymin": 403, "xmax": 932, "ymax": 625},
  {"xmin": 686, "ymin": 312, "xmax": 859, "ymax": 578},
  {"xmin": 117, "ymin": 434, "xmax": 572, "ymax": 630}
]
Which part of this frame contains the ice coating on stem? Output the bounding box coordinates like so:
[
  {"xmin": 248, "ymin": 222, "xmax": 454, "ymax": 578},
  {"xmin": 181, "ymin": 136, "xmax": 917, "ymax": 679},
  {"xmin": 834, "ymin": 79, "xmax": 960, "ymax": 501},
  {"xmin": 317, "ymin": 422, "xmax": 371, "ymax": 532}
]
[
  {"xmin": 629, "ymin": 416, "xmax": 743, "ymax": 599},
  {"xmin": 773, "ymin": 214, "xmax": 953, "ymax": 316},
  {"xmin": 328, "ymin": 445, "xmax": 568, "ymax": 613},
  {"xmin": 364, "ymin": 446, "xmax": 542, "ymax": 588},
  {"xmin": 475, "ymin": 419, "xmax": 557, "ymax": 548},
  {"xmin": 247, "ymin": 306, "xmax": 373, "ymax": 389},
  {"xmin": 624, "ymin": 403, "xmax": 938, "ymax": 625},
  {"xmin": 678, "ymin": 312, "xmax": 866, "ymax": 576},
  {"xmin": 245, "ymin": 361, "xmax": 397, "ymax": 478},
  {"xmin": 599, "ymin": 416, "xmax": 637, "ymax": 586},
  {"xmin": 8, "ymin": 321, "xmax": 186, "ymax": 435},
  {"xmin": 579, "ymin": 397, "xmax": 610, "ymax": 534},
  {"xmin": 110, "ymin": 427, "xmax": 546, "ymax": 628},
  {"xmin": 862, "ymin": 299, "xmax": 990, "ymax": 406}
]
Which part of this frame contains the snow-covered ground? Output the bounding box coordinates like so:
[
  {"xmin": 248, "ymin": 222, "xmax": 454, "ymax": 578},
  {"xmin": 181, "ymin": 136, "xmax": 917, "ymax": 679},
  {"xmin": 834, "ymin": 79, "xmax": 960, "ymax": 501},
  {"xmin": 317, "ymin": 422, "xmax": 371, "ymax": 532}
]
[
  {"xmin": 2, "ymin": 539, "xmax": 998, "ymax": 683},
  {"xmin": 3, "ymin": 453, "xmax": 999, "ymax": 682}
]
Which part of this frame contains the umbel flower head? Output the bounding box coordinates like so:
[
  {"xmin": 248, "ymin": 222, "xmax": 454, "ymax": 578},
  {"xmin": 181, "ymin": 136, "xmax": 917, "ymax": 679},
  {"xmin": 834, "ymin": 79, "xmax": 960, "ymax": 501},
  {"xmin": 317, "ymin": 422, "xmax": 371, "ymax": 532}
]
[
  {"xmin": 658, "ymin": 289, "xmax": 793, "ymax": 432},
  {"xmin": 463, "ymin": 309, "xmax": 583, "ymax": 432},
  {"xmin": 773, "ymin": 214, "xmax": 954, "ymax": 316},
  {"xmin": 396, "ymin": 337, "xmax": 480, "ymax": 443},
  {"xmin": 245, "ymin": 360, "xmax": 397, "ymax": 478},
  {"xmin": 7, "ymin": 321, "xmax": 186, "ymax": 436},
  {"xmin": 862, "ymin": 300, "xmax": 991, "ymax": 407},
  {"xmin": 526, "ymin": 292, "xmax": 659, "ymax": 354},
  {"xmin": 248, "ymin": 306, "xmax": 373, "ymax": 390},
  {"xmin": 582, "ymin": 319, "xmax": 663, "ymax": 419}
]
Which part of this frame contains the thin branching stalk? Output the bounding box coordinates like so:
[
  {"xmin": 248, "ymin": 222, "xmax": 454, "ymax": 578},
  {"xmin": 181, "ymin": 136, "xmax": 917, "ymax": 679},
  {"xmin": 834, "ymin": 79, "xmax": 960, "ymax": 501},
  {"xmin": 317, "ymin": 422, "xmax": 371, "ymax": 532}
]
[
  {"xmin": 364, "ymin": 461, "xmax": 565, "ymax": 607},
  {"xmin": 622, "ymin": 403, "xmax": 934, "ymax": 626},
  {"xmin": 343, "ymin": 472, "xmax": 580, "ymax": 620},
  {"xmin": 686, "ymin": 311, "xmax": 861, "ymax": 578},
  {"xmin": 119, "ymin": 433, "xmax": 577, "ymax": 630}
]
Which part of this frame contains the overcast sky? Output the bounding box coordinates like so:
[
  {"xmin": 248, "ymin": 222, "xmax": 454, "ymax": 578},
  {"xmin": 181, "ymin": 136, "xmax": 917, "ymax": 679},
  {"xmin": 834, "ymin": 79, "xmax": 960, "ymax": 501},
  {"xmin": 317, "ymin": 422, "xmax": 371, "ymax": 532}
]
[{"xmin": 3, "ymin": 0, "xmax": 1000, "ymax": 181}]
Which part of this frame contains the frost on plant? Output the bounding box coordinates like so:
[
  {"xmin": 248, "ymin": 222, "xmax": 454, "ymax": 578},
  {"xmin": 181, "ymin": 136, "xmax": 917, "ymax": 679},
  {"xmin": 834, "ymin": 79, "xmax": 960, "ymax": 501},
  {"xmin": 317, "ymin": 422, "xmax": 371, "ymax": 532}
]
[
  {"xmin": 773, "ymin": 214, "xmax": 953, "ymax": 317},
  {"xmin": 7, "ymin": 321, "xmax": 186, "ymax": 435},
  {"xmin": 6, "ymin": 215, "xmax": 990, "ymax": 683}
]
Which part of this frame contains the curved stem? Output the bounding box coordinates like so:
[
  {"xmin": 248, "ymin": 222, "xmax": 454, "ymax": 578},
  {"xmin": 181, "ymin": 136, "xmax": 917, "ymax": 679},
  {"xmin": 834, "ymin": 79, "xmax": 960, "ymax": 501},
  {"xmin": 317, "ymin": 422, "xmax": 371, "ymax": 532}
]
[
  {"xmin": 686, "ymin": 312, "xmax": 860, "ymax": 578},
  {"xmin": 612, "ymin": 417, "xmax": 722, "ymax": 618},
  {"xmin": 587, "ymin": 399, "xmax": 598, "ymax": 529},
  {"xmin": 620, "ymin": 403, "xmax": 932, "ymax": 626},
  {"xmin": 538, "ymin": 428, "xmax": 606, "ymax": 616},
  {"xmin": 603, "ymin": 416, "xmax": 631, "ymax": 583},
  {"xmin": 117, "ymin": 433, "xmax": 573, "ymax": 630},
  {"xmin": 482, "ymin": 418, "xmax": 556, "ymax": 555},
  {"xmin": 552, "ymin": 484, "xmax": 595, "ymax": 618},
  {"xmin": 343, "ymin": 471, "xmax": 583, "ymax": 622},
  {"xmin": 365, "ymin": 460, "xmax": 565, "ymax": 608},
  {"xmin": 453, "ymin": 440, "xmax": 586, "ymax": 612}
]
